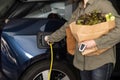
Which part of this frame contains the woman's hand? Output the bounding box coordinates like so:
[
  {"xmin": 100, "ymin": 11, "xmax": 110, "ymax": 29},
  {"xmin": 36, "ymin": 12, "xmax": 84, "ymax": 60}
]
[
  {"xmin": 78, "ymin": 40, "xmax": 96, "ymax": 49},
  {"xmin": 44, "ymin": 36, "xmax": 54, "ymax": 45},
  {"xmin": 44, "ymin": 36, "xmax": 50, "ymax": 45},
  {"xmin": 78, "ymin": 40, "xmax": 97, "ymax": 56}
]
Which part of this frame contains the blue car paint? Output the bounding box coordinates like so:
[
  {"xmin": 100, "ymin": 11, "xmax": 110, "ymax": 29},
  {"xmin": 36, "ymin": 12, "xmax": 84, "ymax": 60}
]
[
  {"xmin": 1, "ymin": 18, "xmax": 66, "ymax": 80},
  {"xmin": 1, "ymin": 34, "xmax": 48, "ymax": 80}
]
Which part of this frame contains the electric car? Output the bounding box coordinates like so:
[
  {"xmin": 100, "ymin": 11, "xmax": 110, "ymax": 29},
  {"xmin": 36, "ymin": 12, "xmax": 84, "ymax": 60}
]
[
  {"xmin": 0, "ymin": 0, "xmax": 80, "ymax": 80},
  {"xmin": 0, "ymin": 0, "xmax": 120, "ymax": 80}
]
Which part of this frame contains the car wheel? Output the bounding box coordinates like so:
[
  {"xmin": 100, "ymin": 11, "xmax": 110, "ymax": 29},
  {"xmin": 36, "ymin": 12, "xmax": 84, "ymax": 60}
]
[{"xmin": 20, "ymin": 60, "xmax": 77, "ymax": 80}]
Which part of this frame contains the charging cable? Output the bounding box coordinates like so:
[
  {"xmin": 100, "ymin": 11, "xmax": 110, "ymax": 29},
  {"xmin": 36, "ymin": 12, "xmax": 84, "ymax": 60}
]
[{"xmin": 48, "ymin": 43, "xmax": 53, "ymax": 80}]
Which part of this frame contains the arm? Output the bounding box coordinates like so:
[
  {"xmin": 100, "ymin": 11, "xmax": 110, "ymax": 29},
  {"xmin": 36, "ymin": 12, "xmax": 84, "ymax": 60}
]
[
  {"xmin": 95, "ymin": 0, "xmax": 120, "ymax": 49},
  {"xmin": 80, "ymin": 0, "xmax": 120, "ymax": 50},
  {"xmin": 45, "ymin": 2, "xmax": 81, "ymax": 43}
]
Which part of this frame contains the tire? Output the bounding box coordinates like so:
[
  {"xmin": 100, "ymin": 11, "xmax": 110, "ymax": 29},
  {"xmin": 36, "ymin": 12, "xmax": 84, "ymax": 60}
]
[{"xmin": 20, "ymin": 60, "xmax": 77, "ymax": 80}]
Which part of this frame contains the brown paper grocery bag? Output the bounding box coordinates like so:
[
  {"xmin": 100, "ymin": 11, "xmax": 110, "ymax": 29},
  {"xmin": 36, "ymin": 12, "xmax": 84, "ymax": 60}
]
[
  {"xmin": 67, "ymin": 20, "xmax": 115, "ymax": 56},
  {"xmin": 66, "ymin": 27, "xmax": 76, "ymax": 55},
  {"xmin": 69, "ymin": 20, "xmax": 115, "ymax": 43},
  {"xmin": 66, "ymin": 27, "xmax": 110, "ymax": 56}
]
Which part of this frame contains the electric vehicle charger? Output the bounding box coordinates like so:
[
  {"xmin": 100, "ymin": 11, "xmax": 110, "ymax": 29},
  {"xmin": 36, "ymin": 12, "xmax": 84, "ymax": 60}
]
[
  {"xmin": 37, "ymin": 32, "xmax": 53, "ymax": 80},
  {"xmin": 48, "ymin": 43, "xmax": 53, "ymax": 80}
]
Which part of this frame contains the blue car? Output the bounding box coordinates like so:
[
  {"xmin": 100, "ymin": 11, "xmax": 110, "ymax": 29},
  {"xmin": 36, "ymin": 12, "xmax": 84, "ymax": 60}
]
[
  {"xmin": 0, "ymin": 0, "xmax": 80, "ymax": 80},
  {"xmin": 0, "ymin": 0, "xmax": 120, "ymax": 80}
]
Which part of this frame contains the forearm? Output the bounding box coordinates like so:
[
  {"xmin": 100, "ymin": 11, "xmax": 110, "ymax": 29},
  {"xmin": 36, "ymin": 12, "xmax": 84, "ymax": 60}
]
[{"xmin": 47, "ymin": 23, "xmax": 68, "ymax": 42}]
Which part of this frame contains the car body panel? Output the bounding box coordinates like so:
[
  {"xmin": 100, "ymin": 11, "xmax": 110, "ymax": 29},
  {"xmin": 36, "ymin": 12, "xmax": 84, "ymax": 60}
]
[{"xmin": 1, "ymin": 18, "xmax": 66, "ymax": 80}]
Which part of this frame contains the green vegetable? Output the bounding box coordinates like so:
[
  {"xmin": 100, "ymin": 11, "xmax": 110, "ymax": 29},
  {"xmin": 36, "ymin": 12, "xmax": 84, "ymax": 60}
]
[
  {"xmin": 76, "ymin": 11, "xmax": 115, "ymax": 25},
  {"xmin": 105, "ymin": 13, "xmax": 115, "ymax": 21}
]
